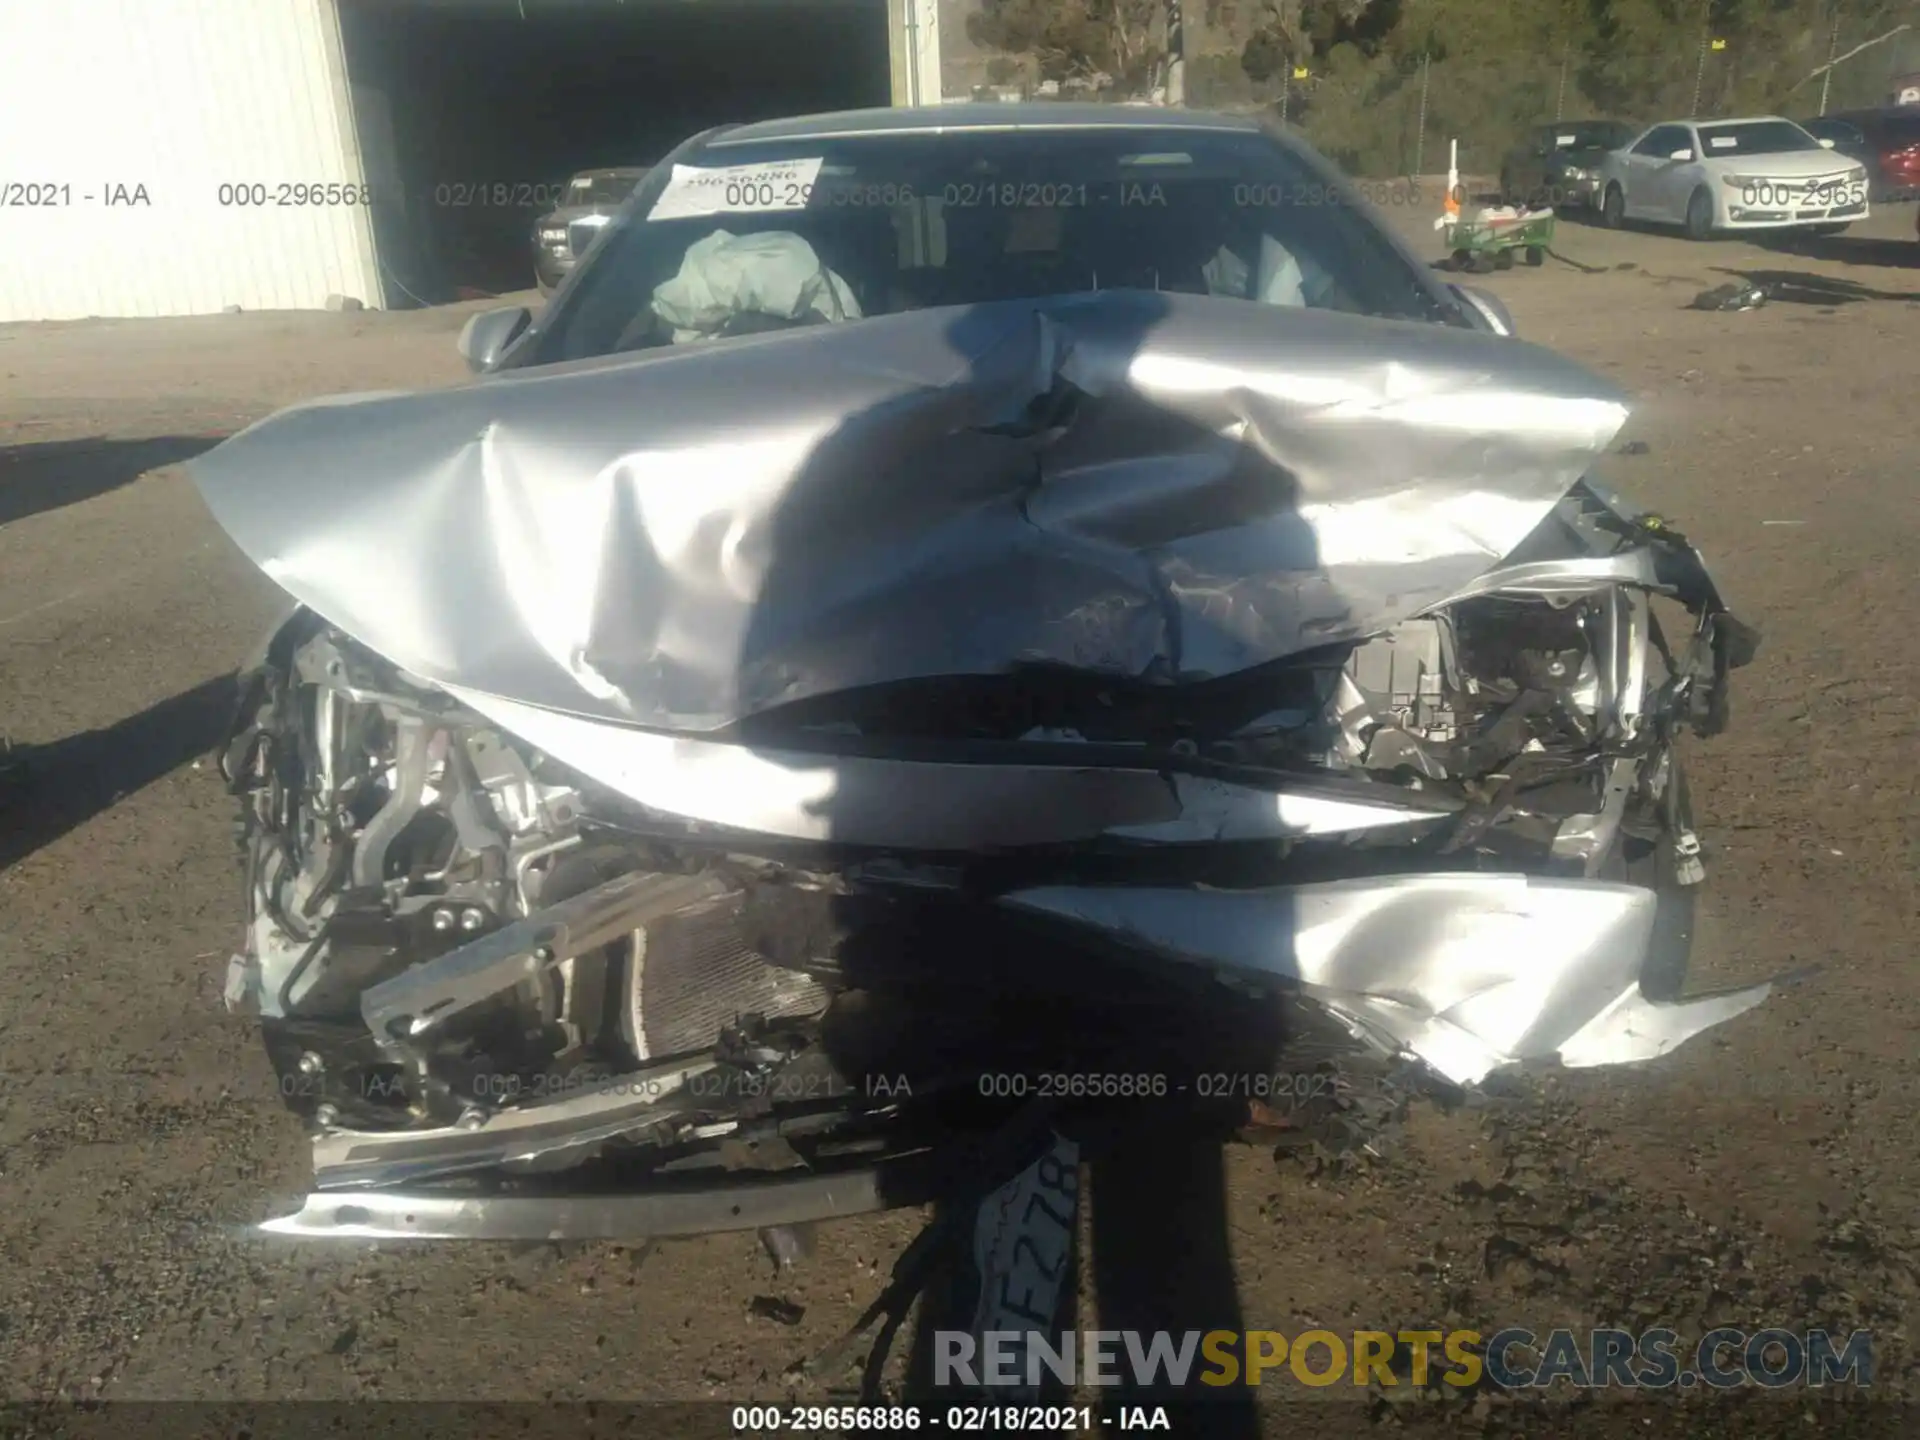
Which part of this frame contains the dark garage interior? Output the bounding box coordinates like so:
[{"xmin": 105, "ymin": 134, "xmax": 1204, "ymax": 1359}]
[{"xmin": 336, "ymin": 0, "xmax": 894, "ymax": 304}]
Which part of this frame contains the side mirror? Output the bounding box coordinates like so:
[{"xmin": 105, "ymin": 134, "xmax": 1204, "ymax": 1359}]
[
  {"xmin": 1452, "ymin": 284, "xmax": 1517, "ymax": 337},
  {"xmin": 1817, "ymin": 136, "xmax": 1837, "ymax": 149},
  {"xmin": 1669, "ymin": 148, "xmax": 1694, "ymax": 162},
  {"xmin": 456, "ymin": 306, "xmax": 532, "ymax": 373}
]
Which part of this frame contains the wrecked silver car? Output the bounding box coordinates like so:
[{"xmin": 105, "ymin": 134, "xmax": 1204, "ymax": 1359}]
[{"xmin": 192, "ymin": 106, "xmax": 1766, "ymax": 1251}]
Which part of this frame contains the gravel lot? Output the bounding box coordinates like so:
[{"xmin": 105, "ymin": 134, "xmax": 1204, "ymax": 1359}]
[{"xmin": 2, "ymin": 200, "xmax": 1916, "ymax": 1433}]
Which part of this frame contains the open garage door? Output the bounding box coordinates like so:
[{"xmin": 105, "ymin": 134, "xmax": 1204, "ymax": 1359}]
[{"xmin": 336, "ymin": 0, "xmax": 893, "ymax": 304}]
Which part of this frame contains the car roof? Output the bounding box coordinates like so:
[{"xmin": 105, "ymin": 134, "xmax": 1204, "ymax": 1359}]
[
  {"xmin": 1832, "ymin": 104, "xmax": 1920, "ymax": 122},
  {"xmin": 705, "ymin": 102, "xmax": 1267, "ymax": 147},
  {"xmin": 1692, "ymin": 115, "xmax": 1796, "ymax": 127}
]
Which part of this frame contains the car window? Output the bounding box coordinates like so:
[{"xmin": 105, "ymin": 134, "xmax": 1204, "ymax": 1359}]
[
  {"xmin": 526, "ymin": 126, "xmax": 1458, "ymax": 364},
  {"xmin": 569, "ymin": 172, "xmax": 647, "ymax": 207},
  {"xmin": 1696, "ymin": 120, "xmax": 1823, "ymax": 156},
  {"xmin": 1632, "ymin": 126, "xmax": 1689, "ymax": 157},
  {"xmin": 1554, "ymin": 122, "xmax": 1630, "ymax": 150}
]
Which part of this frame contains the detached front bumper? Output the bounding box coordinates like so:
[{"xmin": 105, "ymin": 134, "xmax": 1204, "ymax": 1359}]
[
  {"xmin": 253, "ymin": 863, "xmax": 1782, "ymax": 1239},
  {"xmin": 262, "ymin": 1160, "xmax": 942, "ymax": 1239},
  {"xmin": 1004, "ymin": 873, "xmax": 1777, "ymax": 1089}
]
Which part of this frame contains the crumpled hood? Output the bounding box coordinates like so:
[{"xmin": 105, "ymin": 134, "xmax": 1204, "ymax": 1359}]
[{"xmin": 190, "ymin": 290, "xmax": 1629, "ymax": 732}]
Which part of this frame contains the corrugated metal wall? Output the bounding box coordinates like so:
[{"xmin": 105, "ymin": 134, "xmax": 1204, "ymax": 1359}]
[{"xmin": 0, "ymin": 0, "xmax": 381, "ymax": 321}]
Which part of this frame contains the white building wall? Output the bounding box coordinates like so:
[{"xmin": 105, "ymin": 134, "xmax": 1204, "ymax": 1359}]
[
  {"xmin": 0, "ymin": 0, "xmax": 381, "ymax": 321},
  {"xmin": 887, "ymin": 0, "xmax": 943, "ymax": 105}
]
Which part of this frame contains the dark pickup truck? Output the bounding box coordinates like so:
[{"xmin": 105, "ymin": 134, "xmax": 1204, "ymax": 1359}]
[{"xmin": 531, "ymin": 166, "xmax": 651, "ymax": 295}]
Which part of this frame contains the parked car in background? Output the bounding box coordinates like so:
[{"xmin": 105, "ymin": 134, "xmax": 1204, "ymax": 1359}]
[
  {"xmin": 1827, "ymin": 107, "xmax": 1920, "ymax": 199},
  {"xmin": 532, "ymin": 166, "xmax": 651, "ymax": 294},
  {"xmin": 1597, "ymin": 116, "xmax": 1869, "ymax": 239},
  {"xmin": 1499, "ymin": 120, "xmax": 1636, "ymax": 209},
  {"xmin": 1795, "ymin": 116, "xmax": 1874, "ymax": 172}
]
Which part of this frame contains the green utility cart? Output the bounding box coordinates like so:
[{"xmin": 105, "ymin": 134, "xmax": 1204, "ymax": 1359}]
[{"xmin": 1443, "ymin": 207, "xmax": 1555, "ymax": 272}]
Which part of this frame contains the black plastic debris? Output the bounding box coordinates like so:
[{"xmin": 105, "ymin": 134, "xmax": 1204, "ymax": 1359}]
[
  {"xmin": 1617, "ymin": 440, "xmax": 1652, "ymax": 456},
  {"xmin": 749, "ymin": 1295, "xmax": 807, "ymax": 1325},
  {"xmin": 1547, "ymin": 248, "xmax": 1609, "ymax": 275},
  {"xmin": 1689, "ymin": 281, "xmax": 1769, "ymax": 312}
]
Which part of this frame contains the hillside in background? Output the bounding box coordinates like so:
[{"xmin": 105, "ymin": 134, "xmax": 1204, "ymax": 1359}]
[{"xmin": 953, "ymin": 0, "xmax": 1920, "ymax": 176}]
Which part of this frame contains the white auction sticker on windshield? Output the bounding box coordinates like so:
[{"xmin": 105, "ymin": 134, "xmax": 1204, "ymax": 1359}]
[{"xmin": 647, "ymin": 158, "xmax": 824, "ymax": 221}]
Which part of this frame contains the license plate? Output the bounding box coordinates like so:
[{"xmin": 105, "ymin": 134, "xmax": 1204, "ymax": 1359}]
[{"xmin": 965, "ymin": 1133, "xmax": 1080, "ymax": 1399}]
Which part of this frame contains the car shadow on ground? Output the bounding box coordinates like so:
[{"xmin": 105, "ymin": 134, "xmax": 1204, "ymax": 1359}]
[
  {"xmin": 0, "ymin": 435, "xmax": 224, "ymax": 528},
  {"xmin": 1751, "ymin": 229, "xmax": 1920, "ymax": 270},
  {"xmin": 1709, "ymin": 265, "xmax": 1920, "ymax": 305},
  {"xmin": 0, "ymin": 673, "xmax": 237, "ymax": 872}
]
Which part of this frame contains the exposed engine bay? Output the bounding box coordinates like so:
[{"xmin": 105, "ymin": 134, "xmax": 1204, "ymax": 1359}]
[{"xmin": 191, "ymin": 291, "xmax": 1771, "ymax": 1243}]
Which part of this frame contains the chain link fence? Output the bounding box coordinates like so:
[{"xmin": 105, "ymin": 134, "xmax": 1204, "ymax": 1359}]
[
  {"xmin": 952, "ymin": 4, "xmax": 1920, "ymax": 184},
  {"xmin": 1186, "ymin": 23, "xmax": 1919, "ymax": 180}
]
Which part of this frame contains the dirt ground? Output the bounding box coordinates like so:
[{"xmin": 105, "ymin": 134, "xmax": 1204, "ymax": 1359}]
[{"xmin": 1, "ymin": 199, "xmax": 1916, "ymax": 1433}]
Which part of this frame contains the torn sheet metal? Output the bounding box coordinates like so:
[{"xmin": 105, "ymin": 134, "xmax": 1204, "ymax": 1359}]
[
  {"xmin": 998, "ymin": 875, "xmax": 1776, "ymax": 1085},
  {"xmin": 189, "ymin": 291, "xmax": 1628, "ymax": 733}
]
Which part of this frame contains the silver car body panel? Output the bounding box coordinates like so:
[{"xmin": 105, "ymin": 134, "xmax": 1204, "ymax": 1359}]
[
  {"xmin": 189, "ymin": 291, "xmax": 1628, "ymax": 737},
  {"xmin": 439, "ymin": 682, "xmax": 1454, "ymax": 849}
]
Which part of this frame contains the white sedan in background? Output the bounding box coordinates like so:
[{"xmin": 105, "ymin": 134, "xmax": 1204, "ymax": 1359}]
[{"xmin": 1596, "ymin": 116, "xmax": 1870, "ymax": 239}]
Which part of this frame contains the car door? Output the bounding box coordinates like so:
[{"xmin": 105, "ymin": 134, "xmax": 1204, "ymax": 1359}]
[
  {"xmin": 1629, "ymin": 125, "xmax": 1696, "ymax": 221},
  {"xmin": 1619, "ymin": 126, "xmax": 1673, "ymax": 217}
]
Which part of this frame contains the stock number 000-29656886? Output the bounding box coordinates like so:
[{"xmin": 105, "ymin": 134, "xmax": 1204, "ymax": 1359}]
[{"xmin": 732, "ymin": 1406, "xmax": 1096, "ymax": 1432}]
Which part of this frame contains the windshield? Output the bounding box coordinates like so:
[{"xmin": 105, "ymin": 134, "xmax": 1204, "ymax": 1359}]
[
  {"xmin": 1551, "ymin": 122, "xmax": 1632, "ymax": 150},
  {"xmin": 1696, "ymin": 121, "xmax": 1823, "ymax": 157},
  {"xmin": 568, "ymin": 171, "xmax": 647, "ymax": 207},
  {"xmin": 530, "ymin": 126, "xmax": 1455, "ymax": 364},
  {"xmin": 1801, "ymin": 119, "xmax": 1861, "ymax": 143}
]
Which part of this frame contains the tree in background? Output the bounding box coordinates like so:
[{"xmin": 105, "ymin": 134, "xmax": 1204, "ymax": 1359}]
[
  {"xmin": 964, "ymin": 0, "xmax": 1920, "ymax": 174},
  {"xmin": 967, "ymin": 0, "xmax": 1170, "ymax": 90}
]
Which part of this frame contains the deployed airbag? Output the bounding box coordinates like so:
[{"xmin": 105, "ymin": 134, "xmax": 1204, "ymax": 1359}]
[{"xmin": 651, "ymin": 228, "xmax": 862, "ymax": 343}]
